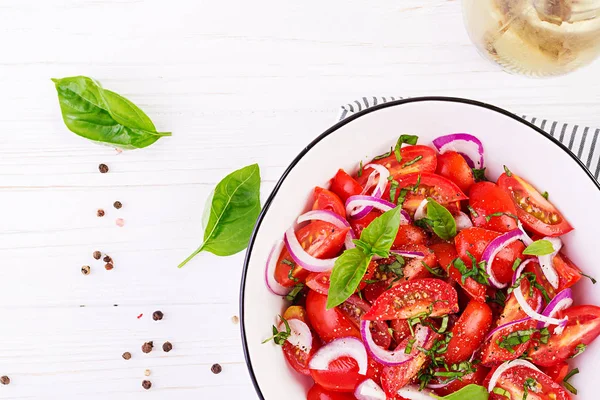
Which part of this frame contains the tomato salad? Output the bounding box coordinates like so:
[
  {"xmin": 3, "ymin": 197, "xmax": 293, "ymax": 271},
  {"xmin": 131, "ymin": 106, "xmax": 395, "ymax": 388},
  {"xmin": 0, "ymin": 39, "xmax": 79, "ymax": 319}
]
[{"xmin": 263, "ymin": 133, "xmax": 599, "ymax": 400}]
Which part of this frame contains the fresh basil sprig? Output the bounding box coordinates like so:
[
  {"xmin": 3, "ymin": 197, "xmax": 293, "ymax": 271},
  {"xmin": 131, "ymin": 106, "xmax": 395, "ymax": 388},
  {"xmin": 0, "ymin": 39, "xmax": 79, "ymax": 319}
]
[
  {"xmin": 178, "ymin": 163, "xmax": 261, "ymax": 267},
  {"xmin": 416, "ymin": 198, "xmax": 457, "ymax": 240},
  {"xmin": 327, "ymin": 206, "xmax": 402, "ymax": 309},
  {"xmin": 523, "ymin": 239, "xmax": 554, "ymax": 256},
  {"xmin": 52, "ymin": 76, "xmax": 171, "ymax": 149}
]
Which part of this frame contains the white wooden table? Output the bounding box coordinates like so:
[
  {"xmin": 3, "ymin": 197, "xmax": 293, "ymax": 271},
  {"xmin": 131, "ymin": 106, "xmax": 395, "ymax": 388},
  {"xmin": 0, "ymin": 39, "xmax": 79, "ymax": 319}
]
[{"xmin": 0, "ymin": 0, "xmax": 599, "ymax": 398}]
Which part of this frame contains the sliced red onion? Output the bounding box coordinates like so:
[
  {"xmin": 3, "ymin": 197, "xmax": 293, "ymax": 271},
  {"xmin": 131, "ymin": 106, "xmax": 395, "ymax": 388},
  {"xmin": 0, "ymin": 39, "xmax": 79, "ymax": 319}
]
[
  {"xmin": 355, "ymin": 379, "xmax": 386, "ymax": 400},
  {"xmin": 360, "ymin": 321, "xmax": 429, "ymax": 366},
  {"xmin": 484, "ymin": 293, "xmax": 543, "ymax": 341},
  {"xmin": 537, "ymin": 288, "xmax": 573, "ymax": 331},
  {"xmin": 297, "ymin": 210, "xmax": 356, "ymax": 249},
  {"xmin": 308, "ymin": 337, "xmax": 368, "ymax": 375},
  {"xmin": 265, "ymin": 240, "xmax": 291, "ymax": 296},
  {"xmin": 397, "ymin": 385, "xmax": 437, "ymax": 399},
  {"xmin": 513, "ymin": 285, "xmax": 568, "ymax": 332},
  {"xmin": 277, "ymin": 318, "xmax": 313, "ymax": 353},
  {"xmin": 346, "ymin": 195, "xmax": 395, "ymax": 220},
  {"xmin": 427, "ymin": 380, "xmax": 455, "ymax": 390},
  {"xmin": 537, "ymin": 237, "xmax": 562, "ymax": 289},
  {"xmin": 488, "ymin": 359, "xmax": 541, "ymax": 393},
  {"xmin": 284, "ymin": 226, "xmax": 336, "ymax": 272},
  {"xmin": 518, "ymin": 221, "xmax": 534, "ymax": 246},
  {"xmin": 361, "ymin": 164, "xmax": 390, "ymax": 198},
  {"xmin": 432, "ymin": 133, "xmax": 484, "ymax": 168},
  {"xmin": 390, "ymin": 250, "xmax": 425, "ymax": 259},
  {"xmin": 481, "ymin": 229, "xmax": 523, "ymax": 289},
  {"xmin": 511, "ymin": 258, "xmax": 535, "ymax": 286},
  {"xmin": 414, "ymin": 199, "xmax": 428, "ymax": 221},
  {"xmin": 455, "ymin": 211, "xmax": 473, "ymax": 231}
]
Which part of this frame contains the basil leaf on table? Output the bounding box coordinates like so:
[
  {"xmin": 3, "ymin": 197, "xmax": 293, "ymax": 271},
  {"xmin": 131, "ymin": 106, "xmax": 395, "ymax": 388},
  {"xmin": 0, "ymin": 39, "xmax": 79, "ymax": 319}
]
[
  {"xmin": 52, "ymin": 76, "xmax": 171, "ymax": 149},
  {"xmin": 523, "ymin": 239, "xmax": 554, "ymax": 256},
  {"xmin": 433, "ymin": 384, "xmax": 489, "ymax": 399},
  {"xmin": 178, "ymin": 163, "xmax": 261, "ymax": 267},
  {"xmin": 424, "ymin": 198, "xmax": 457, "ymax": 240}
]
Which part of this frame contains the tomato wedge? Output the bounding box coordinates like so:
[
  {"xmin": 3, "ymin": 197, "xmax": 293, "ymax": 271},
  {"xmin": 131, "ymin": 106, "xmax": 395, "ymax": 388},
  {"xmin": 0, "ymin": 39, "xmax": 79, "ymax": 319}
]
[
  {"xmin": 385, "ymin": 173, "xmax": 468, "ymax": 212},
  {"xmin": 529, "ymin": 305, "xmax": 600, "ymax": 367},
  {"xmin": 305, "ymin": 290, "xmax": 361, "ymax": 343},
  {"xmin": 468, "ymin": 181, "xmax": 518, "ymax": 233},
  {"xmin": 430, "ymin": 242, "xmax": 487, "ymax": 303},
  {"xmin": 313, "ymin": 186, "xmax": 346, "ymax": 218},
  {"xmin": 480, "ymin": 279, "xmax": 542, "ymax": 366},
  {"xmin": 307, "ymin": 384, "xmax": 355, "ymax": 400},
  {"xmin": 338, "ymin": 295, "xmax": 392, "ymax": 349},
  {"xmin": 274, "ymin": 221, "xmax": 349, "ymax": 287},
  {"xmin": 310, "ymin": 356, "xmax": 363, "ymax": 393},
  {"xmin": 281, "ymin": 306, "xmax": 321, "ymax": 376},
  {"xmin": 436, "ymin": 151, "xmax": 476, "ymax": 193},
  {"xmin": 363, "ymin": 278, "xmax": 459, "ymax": 321},
  {"xmin": 443, "ymin": 300, "xmax": 493, "ymax": 365},
  {"xmin": 541, "ymin": 362, "xmax": 569, "ymax": 383},
  {"xmin": 330, "ymin": 169, "xmax": 363, "ymax": 203},
  {"xmin": 524, "ymin": 254, "xmax": 582, "ymax": 299},
  {"xmin": 497, "ymin": 172, "xmax": 573, "ymax": 237},
  {"xmin": 488, "ymin": 365, "xmax": 571, "ymax": 400},
  {"xmin": 455, "ymin": 227, "xmax": 525, "ymax": 286},
  {"xmin": 356, "ymin": 145, "xmax": 437, "ymax": 186},
  {"xmin": 392, "ymin": 224, "xmax": 427, "ymax": 247}
]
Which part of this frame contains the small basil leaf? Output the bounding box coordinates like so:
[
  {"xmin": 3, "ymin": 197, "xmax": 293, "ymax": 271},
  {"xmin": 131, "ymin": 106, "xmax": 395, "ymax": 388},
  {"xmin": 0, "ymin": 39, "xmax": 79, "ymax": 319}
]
[
  {"xmin": 523, "ymin": 239, "xmax": 555, "ymax": 256},
  {"xmin": 52, "ymin": 76, "xmax": 171, "ymax": 149},
  {"xmin": 426, "ymin": 198, "xmax": 457, "ymax": 240},
  {"xmin": 178, "ymin": 164, "xmax": 261, "ymax": 266},
  {"xmin": 433, "ymin": 384, "xmax": 489, "ymax": 400},
  {"xmin": 359, "ymin": 206, "xmax": 402, "ymax": 256},
  {"xmin": 326, "ymin": 248, "xmax": 372, "ymax": 309}
]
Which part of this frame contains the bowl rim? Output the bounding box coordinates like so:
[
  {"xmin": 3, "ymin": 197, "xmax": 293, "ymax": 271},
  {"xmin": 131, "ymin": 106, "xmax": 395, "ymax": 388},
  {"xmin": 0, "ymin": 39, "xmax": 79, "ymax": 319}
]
[{"xmin": 238, "ymin": 96, "xmax": 600, "ymax": 400}]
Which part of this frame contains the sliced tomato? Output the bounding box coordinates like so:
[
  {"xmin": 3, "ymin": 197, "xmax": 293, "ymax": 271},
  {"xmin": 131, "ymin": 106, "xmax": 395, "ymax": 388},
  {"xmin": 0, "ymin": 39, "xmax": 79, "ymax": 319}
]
[
  {"xmin": 305, "ymin": 290, "xmax": 361, "ymax": 343},
  {"xmin": 330, "ymin": 169, "xmax": 363, "ymax": 203},
  {"xmin": 541, "ymin": 362, "xmax": 569, "ymax": 383},
  {"xmin": 363, "ymin": 278, "xmax": 459, "ymax": 321},
  {"xmin": 306, "ymin": 261, "xmax": 378, "ymax": 295},
  {"xmin": 433, "ymin": 364, "xmax": 490, "ymax": 397},
  {"xmin": 307, "ymin": 384, "xmax": 355, "ymax": 400},
  {"xmin": 356, "ymin": 145, "xmax": 437, "ymax": 186},
  {"xmin": 444, "ymin": 300, "xmax": 493, "ymax": 365},
  {"xmin": 497, "ymin": 172, "xmax": 573, "ymax": 237},
  {"xmin": 480, "ymin": 279, "xmax": 542, "ymax": 366},
  {"xmin": 389, "ymin": 318, "xmax": 413, "ymax": 345},
  {"xmin": 454, "ymin": 227, "xmax": 525, "ymax": 286},
  {"xmin": 338, "ymin": 295, "xmax": 392, "ymax": 349},
  {"xmin": 274, "ymin": 221, "xmax": 349, "ymax": 287},
  {"xmin": 350, "ymin": 210, "xmax": 381, "ymax": 237},
  {"xmin": 392, "ymin": 224, "xmax": 428, "ymax": 247},
  {"xmin": 385, "ymin": 173, "xmax": 468, "ymax": 213},
  {"xmin": 468, "ymin": 181, "xmax": 518, "ymax": 233},
  {"xmin": 488, "ymin": 365, "xmax": 571, "ymax": 400},
  {"xmin": 280, "ymin": 306, "xmax": 320, "ymax": 376},
  {"xmin": 436, "ymin": 151, "xmax": 476, "ymax": 193},
  {"xmin": 529, "ymin": 305, "xmax": 600, "ymax": 367},
  {"xmin": 524, "ymin": 254, "xmax": 582, "ymax": 299},
  {"xmin": 310, "ymin": 356, "xmax": 363, "ymax": 392},
  {"xmin": 313, "ymin": 186, "xmax": 346, "ymax": 218},
  {"xmin": 430, "ymin": 242, "xmax": 487, "ymax": 303}
]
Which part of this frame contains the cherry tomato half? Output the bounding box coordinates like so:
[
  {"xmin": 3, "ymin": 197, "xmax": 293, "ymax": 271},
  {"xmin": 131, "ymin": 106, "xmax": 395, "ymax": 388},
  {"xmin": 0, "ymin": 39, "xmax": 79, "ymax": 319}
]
[
  {"xmin": 443, "ymin": 300, "xmax": 493, "ymax": 365},
  {"xmin": 468, "ymin": 181, "xmax": 518, "ymax": 233},
  {"xmin": 307, "ymin": 384, "xmax": 355, "ymax": 400},
  {"xmin": 488, "ymin": 365, "xmax": 570, "ymax": 400},
  {"xmin": 330, "ymin": 169, "xmax": 363, "ymax": 203},
  {"xmin": 313, "ymin": 186, "xmax": 346, "ymax": 218},
  {"xmin": 281, "ymin": 306, "xmax": 320, "ymax": 376},
  {"xmin": 436, "ymin": 151, "xmax": 476, "ymax": 193},
  {"xmin": 305, "ymin": 290, "xmax": 360, "ymax": 343}
]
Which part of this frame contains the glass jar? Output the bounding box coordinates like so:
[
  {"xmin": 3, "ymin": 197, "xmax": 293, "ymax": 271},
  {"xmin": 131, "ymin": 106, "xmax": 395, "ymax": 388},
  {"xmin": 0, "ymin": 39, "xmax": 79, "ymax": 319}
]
[{"xmin": 463, "ymin": 0, "xmax": 600, "ymax": 76}]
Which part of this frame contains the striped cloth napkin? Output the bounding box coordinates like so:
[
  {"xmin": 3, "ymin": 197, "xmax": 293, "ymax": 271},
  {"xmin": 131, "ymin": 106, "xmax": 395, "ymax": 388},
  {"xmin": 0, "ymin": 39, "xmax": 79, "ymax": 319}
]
[{"xmin": 339, "ymin": 96, "xmax": 600, "ymax": 180}]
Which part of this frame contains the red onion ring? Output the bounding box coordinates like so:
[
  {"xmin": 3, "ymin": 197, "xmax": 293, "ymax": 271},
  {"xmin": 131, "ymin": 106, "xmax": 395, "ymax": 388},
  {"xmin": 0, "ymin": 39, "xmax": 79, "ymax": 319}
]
[
  {"xmin": 537, "ymin": 288, "xmax": 573, "ymax": 330},
  {"xmin": 297, "ymin": 210, "xmax": 356, "ymax": 249},
  {"xmin": 488, "ymin": 359, "xmax": 541, "ymax": 393},
  {"xmin": 360, "ymin": 320, "xmax": 430, "ymax": 366},
  {"xmin": 277, "ymin": 318, "xmax": 313, "ymax": 353},
  {"xmin": 484, "ymin": 294, "xmax": 543, "ymax": 341},
  {"xmin": 354, "ymin": 379, "xmax": 386, "ymax": 400},
  {"xmin": 481, "ymin": 229, "xmax": 523, "ymax": 288},
  {"xmin": 514, "ymin": 285, "xmax": 567, "ymax": 331},
  {"xmin": 308, "ymin": 337, "xmax": 368, "ymax": 375},
  {"xmin": 432, "ymin": 133, "xmax": 484, "ymax": 168},
  {"xmin": 390, "ymin": 250, "xmax": 425, "ymax": 259},
  {"xmin": 264, "ymin": 240, "xmax": 292, "ymax": 296},
  {"xmin": 284, "ymin": 226, "xmax": 336, "ymax": 272},
  {"xmin": 537, "ymin": 237, "xmax": 562, "ymax": 289},
  {"xmin": 414, "ymin": 199, "xmax": 428, "ymax": 221},
  {"xmin": 345, "ymin": 195, "xmax": 411, "ymax": 224},
  {"xmin": 517, "ymin": 221, "xmax": 533, "ymax": 246},
  {"xmin": 427, "ymin": 380, "xmax": 455, "ymax": 390},
  {"xmin": 511, "ymin": 258, "xmax": 535, "ymax": 286},
  {"xmin": 350, "ymin": 164, "xmax": 390, "ymax": 218}
]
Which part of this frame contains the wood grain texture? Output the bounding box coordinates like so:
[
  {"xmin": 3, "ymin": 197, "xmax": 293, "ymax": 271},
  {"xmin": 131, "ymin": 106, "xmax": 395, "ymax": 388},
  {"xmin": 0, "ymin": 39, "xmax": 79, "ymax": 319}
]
[{"xmin": 0, "ymin": 0, "xmax": 598, "ymax": 398}]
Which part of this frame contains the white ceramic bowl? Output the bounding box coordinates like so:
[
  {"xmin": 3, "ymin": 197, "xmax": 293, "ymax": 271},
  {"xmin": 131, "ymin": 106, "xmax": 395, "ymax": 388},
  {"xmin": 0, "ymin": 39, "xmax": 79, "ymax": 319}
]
[{"xmin": 240, "ymin": 97, "xmax": 600, "ymax": 399}]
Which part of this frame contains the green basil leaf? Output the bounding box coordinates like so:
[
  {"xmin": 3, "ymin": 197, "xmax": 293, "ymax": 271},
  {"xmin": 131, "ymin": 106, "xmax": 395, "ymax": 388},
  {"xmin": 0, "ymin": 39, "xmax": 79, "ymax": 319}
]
[
  {"xmin": 433, "ymin": 384, "xmax": 489, "ymax": 399},
  {"xmin": 523, "ymin": 239, "xmax": 554, "ymax": 256},
  {"xmin": 52, "ymin": 76, "xmax": 171, "ymax": 149},
  {"xmin": 178, "ymin": 164, "xmax": 261, "ymax": 266},
  {"xmin": 326, "ymin": 248, "xmax": 372, "ymax": 309},
  {"xmin": 359, "ymin": 206, "xmax": 402, "ymax": 256},
  {"xmin": 426, "ymin": 198, "xmax": 457, "ymax": 240}
]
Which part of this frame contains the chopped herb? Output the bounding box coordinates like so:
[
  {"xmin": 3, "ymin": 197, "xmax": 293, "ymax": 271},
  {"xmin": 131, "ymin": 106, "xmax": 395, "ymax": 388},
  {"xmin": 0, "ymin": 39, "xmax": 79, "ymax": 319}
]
[
  {"xmin": 452, "ymin": 253, "xmax": 489, "ymax": 285},
  {"xmin": 523, "ymin": 239, "xmax": 555, "ymax": 256},
  {"xmin": 504, "ymin": 165, "xmax": 513, "ymax": 177},
  {"xmin": 487, "ymin": 290, "xmax": 507, "ymax": 308},
  {"xmin": 394, "ymin": 134, "xmax": 419, "ymax": 163},
  {"xmin": 285, "ymin": 283, "xmax": 304, "ymax": 302},
  {"xmin": 422, "ymin": 261, "xmax": 446, "ymax": 278},
  {"xmin": 405, "ymin": 338, "xmax": 416, "ymax": 354},
  {"xmin": 571, "ymin": 343, "xmax": 586, "ymax": 358},
  {"xmin": 542, "ymin": 191, "xmax": 549, "ymax": 200},
  {"xmin": 358, "ymin": 161, "xmax": 363, "ymax": 177},
  {"xmin": 563, "ymin": 368, "xmax": 579, "ymax": 394},
  {"xmin": 373, "ymin": 147, "xmax": 393, "ymax": 160},
  {"xmin": 389, "ymin": 180, "xmax": 399, "ymax": 203},
  {"xmin": 262, "ymin": 316, "xmax": 291, "ymax": 345},
  {"xmin": 467, "ymin": 205, "xmax": 479, "ymax": 218},
  {"xmin": 523, "ymin": 377, "xmax": 537, "ymax": 399},
  {"xmin": 403, "ymin": 155, "xmax": 423, "ymax": 167},
  {"xmin": 364, "ymin": 279, "xmax": 380, "ymax": 284},
  {"xmin": 396, "ymin": 175, "xmax": 421, "ymax": 206},
  {"xmin": 285, "ymin": 262, "xmax": 299, "ymax": 282},
  {"xmin": 580, "ymin": 272, "xmax": 597, "ymax": 284},
  {"xmin": 485, "ymin": 212, "xmax": 518, "ymax": 222},
  {"xmin": 512, "ymin": 258, "xmax": 522, "ymax": 271},
  {"xmin": 497, "ymin": 329, "xmax": 536, "ymax": 352},
  {"xmin": 508, "ymin": 272, "xmax": 551, "ymax": 303},
  {"xmin": 492, "ymin": 387, "xmax": 511, "ymax": 398},
  {"xmin": 539, "ymin": 327, "xmax": 550, "ymax": 344},
  {"xmin": 472, "ymin": 167, "xmax": 487, "ymax": 182}
]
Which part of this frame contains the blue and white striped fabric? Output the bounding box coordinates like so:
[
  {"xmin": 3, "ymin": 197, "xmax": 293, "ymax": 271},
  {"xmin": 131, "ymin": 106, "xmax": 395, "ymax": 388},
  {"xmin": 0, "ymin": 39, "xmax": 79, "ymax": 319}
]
[{"xmin": 339, "ymin": 96, "xmax": 600, "ymax": 180}]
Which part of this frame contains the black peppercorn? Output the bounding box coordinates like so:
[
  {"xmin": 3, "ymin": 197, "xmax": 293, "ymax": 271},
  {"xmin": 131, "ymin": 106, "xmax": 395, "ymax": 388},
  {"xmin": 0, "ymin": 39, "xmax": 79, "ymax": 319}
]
[
  {"xmin": 162, "ymin": 341, "xmax": 173, "ymax": 352},
  {"xmin": 141, "ymin": 341, "xmax": 153, "ymax": 354},
  {"xmin": 152, "ymin": 311, "xmax": 163, "ymax": 321},
  {"xmin": 103, "ymin": 255, "xmax": 112, "ymax": 263},
  {"xmin": 113, "ymin": 201, "xmax": 122, "ymax": 209},
  {"xmin": 211, "ymin": 363, "xmax": 222, "ymax": 374},
  {"xmin": 0, "ymin": 376, "xmax": 9, "ymax": 385},
  {"xmin": 142, "ymin": 380, "xmax": 151, "ymax": 390},
  {"xmin": 97, "ymin": 209, "xmax": 105, "ymax": 217},
  {"xmin": 122, "ymin": 352, "xmax": 131, "ymax": 360},
  {"xmin": 99, "ymin": 163, "xmax": 109, "ymax": 173},
  {"xmin": 81, "ymin": 265, "xmax": 91, "ymax": 275},
  {"xmin": 93, "ymin": 251, "xmax": 101, "ymax": 260}
]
